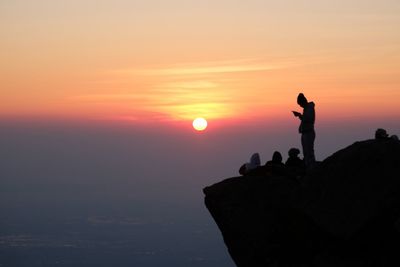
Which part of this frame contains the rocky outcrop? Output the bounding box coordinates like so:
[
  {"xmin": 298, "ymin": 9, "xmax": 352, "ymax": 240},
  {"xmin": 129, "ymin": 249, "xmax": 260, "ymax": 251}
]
[{"xmin": 204, "ymin": 139, "xmax": 400, "ymax": 266}]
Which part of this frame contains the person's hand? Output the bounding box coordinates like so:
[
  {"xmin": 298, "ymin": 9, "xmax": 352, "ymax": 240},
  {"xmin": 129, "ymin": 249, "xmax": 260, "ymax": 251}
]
[{"xmin": 292, "ymin": 111, "xmax": 301, "ymax": 117}]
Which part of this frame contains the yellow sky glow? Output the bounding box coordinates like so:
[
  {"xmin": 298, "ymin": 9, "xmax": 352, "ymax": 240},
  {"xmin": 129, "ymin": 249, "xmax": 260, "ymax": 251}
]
[{"xmin": 1, "ymin": 0, "xmax": 400, "ymax": 123}]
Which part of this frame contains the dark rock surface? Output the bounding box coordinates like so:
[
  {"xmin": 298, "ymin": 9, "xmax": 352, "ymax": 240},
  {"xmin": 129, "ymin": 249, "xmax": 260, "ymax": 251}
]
[{"xmin": 203, "ymin": 139, "xmax": 400, "ymax": 267}]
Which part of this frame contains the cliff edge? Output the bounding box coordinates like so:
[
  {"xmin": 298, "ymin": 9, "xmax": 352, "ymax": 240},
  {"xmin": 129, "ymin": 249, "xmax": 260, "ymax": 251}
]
[{"xmin": 204, "ymin": 139, "xmax": 400, "ymax": 267}]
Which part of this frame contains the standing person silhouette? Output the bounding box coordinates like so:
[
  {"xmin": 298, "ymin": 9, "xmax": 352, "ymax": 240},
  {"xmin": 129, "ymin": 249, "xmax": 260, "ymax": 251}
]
[{"xmin": 292, "ymin": 93, "xmax": 316, "ymax": 170}]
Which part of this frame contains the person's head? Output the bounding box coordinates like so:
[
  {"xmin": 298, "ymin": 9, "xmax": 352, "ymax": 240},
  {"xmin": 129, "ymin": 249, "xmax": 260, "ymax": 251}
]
[
  {"xmin": 297, "ymin": 93, "xmax": 308, "ymax": 108},
  {"xmin": 288, "ymin": 148, "xmax": 300, "ymax": 158},
  {"xmin": 375, "ymin": 128, "xmax": 389, "ymax": 139},
  {"xmin": 272, "ymin": 151, "xmax": 283, "ymax": 163}
]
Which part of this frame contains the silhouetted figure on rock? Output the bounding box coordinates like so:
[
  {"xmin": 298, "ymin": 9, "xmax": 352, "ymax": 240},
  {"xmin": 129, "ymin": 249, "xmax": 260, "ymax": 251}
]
[
  {"xmin": 375, "ymin": 128, "xmax": 399, "ymax": 141},
  {"xmin": 239, "ymin": 153, "xmax": 261, "ymax": 175},
  {"xmin": 285, "ymin": 148, "xmax": 305, "ymax": 177},
  {"xmin": 292, "ymin": 93, "xmax": 316, "ymax": 170},
  {"xmin": 263, "ymin": 151, "xmax": 286, "ymax": 176},
  {"xmin": 265, "ymin": 151, "xmax": 284, "ymax": 167},
  {"xmin": 375, "ymin": 128, "xmax": 389, "ymax": 139}
]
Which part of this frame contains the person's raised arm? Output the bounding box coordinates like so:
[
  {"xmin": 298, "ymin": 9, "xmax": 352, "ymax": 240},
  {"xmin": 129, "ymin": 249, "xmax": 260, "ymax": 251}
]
[{"xmin": 292, "ymin": 111, "xmax": 303, "ymax": 120}]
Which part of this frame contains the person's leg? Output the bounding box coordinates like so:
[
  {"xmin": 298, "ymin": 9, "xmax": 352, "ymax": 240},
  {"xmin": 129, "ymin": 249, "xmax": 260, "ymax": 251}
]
[
  {"xmin": 301, "ymin": 134, "xmax": 309, "ymax": 167},
  {"xmin": 308, "ymin": 131, "xmax": 316, "ymax": 165},
  {"xmin": 301, "ymin": 131, "xmax": 316, "ymax": 169}
]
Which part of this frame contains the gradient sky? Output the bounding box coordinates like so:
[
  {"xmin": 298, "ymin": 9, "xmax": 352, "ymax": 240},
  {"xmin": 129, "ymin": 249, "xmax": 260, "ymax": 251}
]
[
  {"xmin": 1, "ymin": 0, "xmax": 400, "ymax": 124},
  {"xmin": 1, "ymin": 2, "xmax": 400, "ymax": 266}
]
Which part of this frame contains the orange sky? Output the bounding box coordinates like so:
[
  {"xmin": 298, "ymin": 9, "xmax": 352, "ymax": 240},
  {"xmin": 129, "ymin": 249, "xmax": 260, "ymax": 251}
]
[{"xmin": 1, "ymin": 0, "xmax": 400, "ymax": 124}]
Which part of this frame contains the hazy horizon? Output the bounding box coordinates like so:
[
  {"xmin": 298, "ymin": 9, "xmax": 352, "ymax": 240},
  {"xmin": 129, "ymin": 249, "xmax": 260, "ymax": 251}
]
[{"xmin": 1, "ymin": 115, "xmax": 399, "ymax": 266}]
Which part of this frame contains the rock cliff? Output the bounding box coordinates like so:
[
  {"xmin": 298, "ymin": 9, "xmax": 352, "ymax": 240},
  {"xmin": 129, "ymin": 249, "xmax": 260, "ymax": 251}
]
[{"xmin": 204, "ymin": 139, "xmax": 400, "ymax": 267}]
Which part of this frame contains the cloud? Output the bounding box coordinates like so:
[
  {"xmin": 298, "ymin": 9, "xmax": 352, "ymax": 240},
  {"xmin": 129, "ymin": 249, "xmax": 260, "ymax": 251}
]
[
  {"xmin": 75, "ymin": 57, "xmax": 307, "ymax": 121},
  {"xmin": 113, "ymin": 58, "xmax": 296, "ymax": 77}
]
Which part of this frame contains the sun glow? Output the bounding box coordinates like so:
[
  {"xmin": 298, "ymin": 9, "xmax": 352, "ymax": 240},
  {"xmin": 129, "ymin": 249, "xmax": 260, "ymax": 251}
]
[{"xmin": 192, "ymin": 118, "xmax": 208, "ymax": 131}]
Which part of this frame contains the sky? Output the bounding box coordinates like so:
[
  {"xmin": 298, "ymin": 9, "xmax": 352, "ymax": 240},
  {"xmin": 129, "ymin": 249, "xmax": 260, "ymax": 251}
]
[
  {"xmin": 1, "ymin": 0, "xmax": 400, "ymax": 123},
  {"xmin": 1, "ymin": 1, "xmax": 400, "ymax": 266}
]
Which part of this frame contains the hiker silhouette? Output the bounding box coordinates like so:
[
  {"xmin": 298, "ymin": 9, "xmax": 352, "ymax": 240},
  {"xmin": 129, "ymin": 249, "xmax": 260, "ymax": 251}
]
[
  {"xmin": 265, "ymin": 151, "xmax": 284, "ymax": 167},
  {"xmin": 292, "ymin": 93, "xmax": 316, "ymax": 170},
  {"xmin": 375, "ymin": 128, "xmax": 399, "ymax": 140},
  {"xmin": 285, "ymin": 147, "xmax": 305, "ymax": 177},
  {"xmin": 239, "ymin": 153, "xmax": 261, "ymax": 175},
  {"xmin": 263, "ymin": 151, "xmax": 286, "ymax": 175}
]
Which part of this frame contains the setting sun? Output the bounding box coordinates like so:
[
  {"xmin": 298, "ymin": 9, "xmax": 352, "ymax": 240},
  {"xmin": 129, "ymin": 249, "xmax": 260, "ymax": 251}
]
[{"xmin": 192, "ymin": 118, "xmax": 208, "ymax": 131}]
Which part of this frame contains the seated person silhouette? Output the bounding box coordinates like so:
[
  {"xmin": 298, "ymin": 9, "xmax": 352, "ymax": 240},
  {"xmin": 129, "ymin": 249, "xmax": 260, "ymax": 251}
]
[
  {"xmin": 239, "ymin": 153, "xmax": 261, "ymax": 175},
  {"xmin": 265, "ymin": 151, "xmax": 285, "ymax": 167},
  {"xmin": 263, "ymin": 151, "xmax": 286, "ymax": 176},
  {"xmin": 285, "ymin": 148, "xmax": 305, "ymax": 178},
  {"xmin": 375, "ymin": 128, "xmax": 389, "ymax": 139},
  {"xmin": 375, "ymin": 128, "xmax": 399, "ymax": 141}
]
